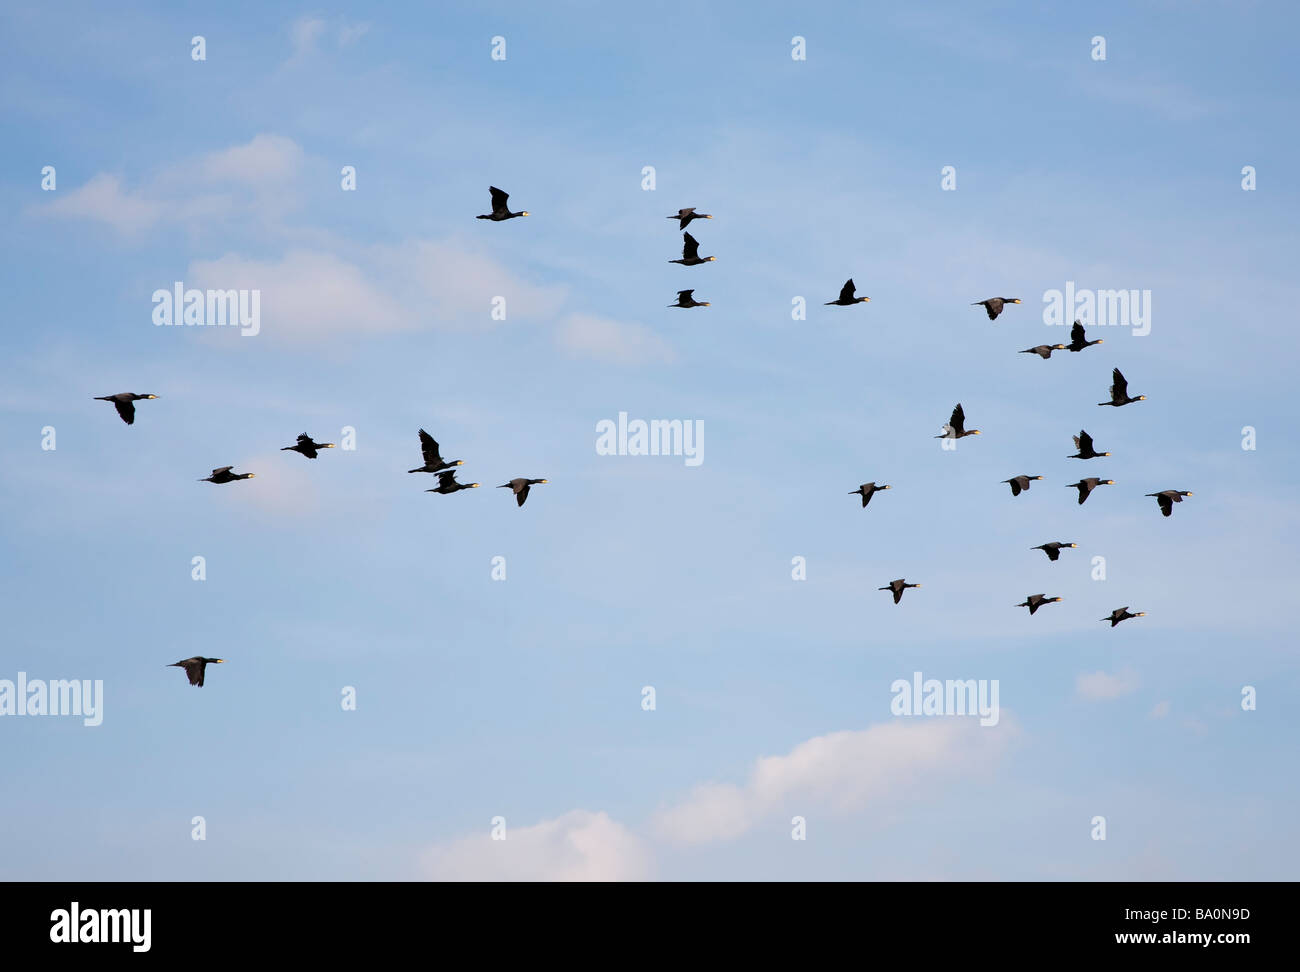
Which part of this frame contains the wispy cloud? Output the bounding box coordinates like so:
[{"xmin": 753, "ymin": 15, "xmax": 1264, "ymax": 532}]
[{"xmin": 1076, "ymin": 668, "xmax": 1141, "ymax": 701}]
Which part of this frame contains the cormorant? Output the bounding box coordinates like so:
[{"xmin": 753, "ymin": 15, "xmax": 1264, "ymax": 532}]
[
  {"xmin": 499, "ymin": 477, "xmax": 548, "ymax": 507},
  {"xmin": 94, "ymin": 392, "xmax": 158, "ymax": 425},
  {"xmin": 1102, "ymin": 607, "xmax": 1145, "ymax": 627},
  {"xmin": 1067, "ymin": 320, "xmax": 1103, "ymax": 352},
  {"xmin": 825, "ymin": 279, "xmax": 869, "ymax": 306},
  {"xmin": 426, "ymin": 471, "xmax": 479, "ymax": 494},
  {"xmin": 1145, "ymin": 490, "xmax": 1193, "ymax": 517},
  {"xmin": 1002, "ymin": 475, "xmax": 1043, "ymax": 497},
  {"xmin": 1069, "ymin": 430, "xmax": 1110, "ymax": 460},
  {"xmin": 1031, "ymin": 541, "xmax": 1077, "ymax": 562},
  {"xmin": 850, "ymin": 482, "xmax": 891, "ymax": 508},
  {"xmin": 281, "ymin": 433, "xmax": 334, "ymax": 459},
  {"xmin": 670, "ymin": 232, "xmax": 715, "ymax": 266},
  {"xmin": 669, "ymin": 289, "xmax": 710, "ymax": 308},
  {"xmin": 409, "ymin": 429, "xmax": 463, "ymax": 474},
  {"xmin": 1020, "ymin": 344, "xmax": 1066, "ymax": 359},
  {"xmin": 667, "ymin": 208, "xmax": 711, "ymax": 230},
  {"xmin": 1067, "ymin": 477, "xmax": 1113, "ymax": 504},
  {"xmin": 476, "ymin": 186, "xmax": 529, "ymax": 221},
  {"xmin": 973, "ymin": 297, "xmax": 1021, "ymax": 320},
  {"xmin": 200, "ymin": 466, "xmax": 255, "ymax": 484},
  {"xmin": 879, "ymin": 579, "xmax": 920, "ymax": 604},
  {"xmin": 1016, "ymin": 594, "xmax": 1062, "ymax": 615},
  {"xmin": 1099, "ymin": 367, "xmax": 1146, "ymax": 406},
  {"xmin": 168, "ymin": 656, "xmax": 223, "ymax": 687},
  {"xmin": 935, "ymin": 403, "xmax": 980, "ymax": 439}
]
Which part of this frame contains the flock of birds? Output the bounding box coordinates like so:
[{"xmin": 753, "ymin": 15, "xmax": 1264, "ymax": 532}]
[
  {"xmin": 850, "ymin": 299, "xmax": 1191, "ymax": 620},
  {"xmin": 96, "ymin": 186, "xmax": 1189, "ymax": 685}
]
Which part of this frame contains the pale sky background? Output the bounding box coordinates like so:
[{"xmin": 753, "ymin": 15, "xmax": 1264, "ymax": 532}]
[{"xmin": 1, "ymin": 1, "xmax": 1297, "ymax": 880}]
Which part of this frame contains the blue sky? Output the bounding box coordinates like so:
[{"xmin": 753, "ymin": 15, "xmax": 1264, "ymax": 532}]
[{"xmin": 1, "ymin": 1, "xmax": 1297, "ymax": 880}]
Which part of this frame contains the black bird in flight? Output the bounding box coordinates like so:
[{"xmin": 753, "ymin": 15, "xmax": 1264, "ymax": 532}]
[
  {"xmin": 499, "ymin": 477, "xmax": 548, "ymax": 507},
  {"xmin": 281, "ymin": 433, "xmax": 334, "ymax": 459},
  {"xmin": 476, "ymin": 186, "xmax": 529, "ymax": 221},
  {"xmin": 1069, "ymin": 430, "xmax": 1110, "ymax": 460},
  {"xmin": 879, "ymin": 579, "xmax": 920, "ymax": 604},
  {"xmin": 1101, "ymin": 607, "xmax": 1145, "ymax": 627},
  {"xmin": 1067, "ymin": 320, "xmax": 1103, "ymax": 352},
  {"xmin": 409, "ymin": 429, "xmax": 464, "ymax": 474},
  {"xmin": 1002, "ymin": 475, "xmax": 1043, "ymax": 497},
  {"xmin": 1016, "ymin": 594, "xmax": 1062, "ymax": 615},
  {"xmin": 94, "ymin": 392, "xmax": 158, "ymax": 425},
  {"xmin": 825, "ymin": 278, "xmax": 869, "ymax": 306},
  {"xmin": 168, "ymin": 656, "xmax": 223, "ymax": 687},
  {"xmin": 667, "ymin": 207, "xmax": 711, "ymax": 230},
  {"xmin": 1031, "ymin": 541, "xmax": 1077, "ymax": 562},
  {"xmin": 1020, "ymin": 344, "xmax": 1066, "ymax": 359},
  {"xmin": 935, "ymin": 402, "xmax": 981, "ymax": 439},
  {"xmin": 972, "ymin": 297, "xmax": 1021, "ymax": 320},
  {"xmin": 1067, "ymin": 477, "xmax": 1113, "ymax": 505},
  {"xmin": 1099, "ymin": 367, "xmax": 1146, "ymax": 407},
  {"xmin": 669, "ymin": 289, "xmax": 710, "ymax": 308},
  {"xmin": 1145, "ymin": 489, "xmax": 1193, "ymax": 517},
  {"xmin": 426, "ymin": 470, "xmax": 479, "ymax": 494},
  {"xmin": 669, "ymin": 232, "xmax": 715, "ymax": 266},
  {"xmin": 850, "ymin": 482, "xmax": 891, "ymax": 508},
  {"xmin": 200, "ymin": 466, "xmax": 255, "ymax": 484}
]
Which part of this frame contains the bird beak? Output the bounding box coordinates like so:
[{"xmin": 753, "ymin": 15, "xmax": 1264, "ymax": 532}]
[
  {"xmin": 1070, "ymin": 544, "xmax": 1078, "ymax": 548},
  {"xmin": 1138, "ymin": 395, "xmax": 1146, "ymax": 400},
  {"xmin": 470, "ymin": 483, "xmax": 480, "ymax": 487},
  {"xmin": 1011, "ymin": 299, "xmax": 1022, "ymax": 304},
  {"xmin": 705, "ymin": 214, "xmax": 712, "ymax": 218},
  {"xmin": 1186, "ymin": 491, "xmax": 1193, "ymax": 495},
  {"xmin": 882, "ymin": 485, "xmax": 890, "ymax": 489},
  {"xmin": 701, "ymin": 302, "xmax": 711, "ymax": 306},
  {"xmin": 147, "ymin": 395, "xmax": 159, "ymax": 399},
  {"xmin": 215, "ymin": 659, "xmax": 225, "ymax": 664},
  {"xmin": 520, "ymin": 211, "xmax": 530, "ymax": 216},
  {"xmin": 540, "ymin": 479, "xmax": 548, "ymax": 484},
  {"xmin": 1097, "ymin": 339, "xmax": 1104, "ymax": 343},
  {"xmin": 1106, "ymin": 480, "xmax": 1114, "ymax": 485},
  {"xmin": 247, "ymin": 473, "xmax": 256, "ymax": 478},
  {"xmin": 709, "ymin": 256, "xmax": 717, "ymax": 261},
  {"xmin": 325, "ymin": 444, "xmax": 335, "ymax": 448},
  {"xmin": 971, "ymin": 430, "xmax": 981, "ymax": 435},
  {"xmin": 1137, "ymin": 613, "xmax": 1146, "ymax": 616}
]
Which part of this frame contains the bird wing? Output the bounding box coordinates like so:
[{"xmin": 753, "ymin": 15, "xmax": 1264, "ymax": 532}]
[
  {"xmin": 1009, "ymin": 479, "xmax": 1022, "ymax": 496},
  {"xmin": 114, "ymin": 399, "xmax": 135, "ymax": 424},
  {"xmin": 677, "ymin": 290, "xmax": 694, "ymax": 299},
  {"xmin": 516, "ymin": 485, "xmax": 530, "ymax": 507},
  {"xmin": 1111, "ymin": 368, "xmax": 1128, "ymax": 400},
  {"xmin": 949, "ymin": 403, "xmax": 965, "ymax": 433},
  {"xmin": 679, "ymin": 208, "xmax": 695, "ymax": 217},
  {"xmin": 418, "ymin": 429, "xmax": 444, "ymax": 465},
  {"xmin": 437, "ymin": 470, "xmax": 458, "ymax": 486},
  {"xmin": 1158, "ymin": 494, "xmax": 1173, "ymax": 516},
  {"xmin": 489, "ymin": 186, "xmax": 509, "ymax": 211},
  {"xmin": 1071, "ymin": 321, "xmax": 1085, "ymax": 344},
  {"xmin": 682, "ymin": 233, "xmax": 700, "ymax": 260},
  {"xmin": 839, "ymin": 279, "xmax": 856, "ymax": 302},
  {"xmin": 1078, "ymin": 431, "xmax": 1093, "ymax": 452},
  {"xmin": 212, "ymin": 466, "xmax": 233, "ymax": 476},
  {"xmin": 180, "ymin": 660, "xmax": 204, "ymax": 686}
]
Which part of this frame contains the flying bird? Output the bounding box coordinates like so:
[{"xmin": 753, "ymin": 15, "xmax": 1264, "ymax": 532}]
[
  {"xmin": 168, "ymin": 656, "xmax": 223, "ymax": 687},
  {"xmin": 1020, "ymin": 344, "xmax": 1066, "ymax": 359},
  {"xmin": 281, "ymin": 433, "xmax": 334, "ymax": 459},
  {"xmin": 1145, "ymin": 489, "xmax": 1193, "ymax": 517},
  {"xmin": 669, "ymin": 289, "xmax": 710, "ymax": 308},
  {"xmin": 499, "ymin": 477, "xmax": 548, "ymax": 507},
  {"xmin": 879, "ymin": 579, "xmax": 920, "ymax": 604},
  {"xmin": 1067, "ymin": 477, "xmax": 1113, "ymax": 504},
  {"xmin": 825, "ymin": 278, "xmax": 870, "ymax": 306},
  {"xmin": 199, "ymin": 466, "xmax": 255, "ymax": 484},
  {"xmin": 1031, "ymin": 542, "xmax": 1077, "ymax": 562},
  {"xmin": 1102, "ymin": 607, "xmax": 1145, "ymax": 627},
  {"xmin": 1016, "ymin": 594, "xmax": 1062, "ymax": 615},
  {"xmin": 1099, "ymin": 367, "xmax": 1146, "ymax": 407},
  {"xmin": 94, "ymin": 392, "xmax": 158, "ymax": 425},
  {"xmin": 849, "ymin": 482, "xmax": 891, "ymax": 508},
  {"xmin": 972, "ymin": 297, "xmax": 1021, "ymax": 320},
  {"xmin": 476, "ymin": 186, "xmax": 529, "ymax": 221},
  {"xmin": 667, "ymin": 207, "xmax": 711, "ymax": 230},
  {"xmin": 426, "ymin": 470, "xmax": 479, "ymax": 494},
  {"xmin": 1002, "ymin": 475, "xmax": 1044, "ymax": 497},
  {"xmin": 669, "ymin": 232, "xmax": 715, "ymax": 266},
  {"xmin": 935, "ymin": 403, "xmax": 980, "ymax": 439},
  {"xmin": 1067, "ymin": 320, "xmax": 1103, "ymax": 352},
  {"xmin": 408, "ymin": 429, "xmax": 464, "ymax": 474},
  {"xmin": 1069, "ymin": 430, "xmax": 1110, "ymax": 460}
]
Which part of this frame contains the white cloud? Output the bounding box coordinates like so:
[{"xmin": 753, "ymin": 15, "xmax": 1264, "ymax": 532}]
[
  {"xmin": 196, "ymin": 133, "xmax": 303, "ymax": 185},
  {"xmin": 42, "ymin": 174, "xmax": 168, "ymax": 234},
  {"xmin": 1076, "ymin": 668, "xmax": 1141, "ymax": 701},
  {"xmin": 557, "ymin": 313, "xmax": 675, "ymax": 365},
  {"xmin": 425, "ymin": 810, "xmax": 651, "ymax": 881},
  {"xmin": 653, "ymin": 718, "xmax": 1014, "ymax": 845},
  {"xmin": 1150, "ymin": 700, "xmax": 1171, "ymax": 719}
]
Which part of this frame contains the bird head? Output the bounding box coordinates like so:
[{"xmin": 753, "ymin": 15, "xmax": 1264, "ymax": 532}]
[
  {"xmin": 539, "ymin": 479, "xmax": 549, "ymax": 484},
  {"xmin": 1101, "ymin": 452, "xmax": 1111, "ymax": 456},
  {"xmin": 1104, "ymin": 480, "xmax": 1114, "ymax": 485},
  {"xmin": 1136, "ymin": 612, "xmax": 1146, "ymax": 617},
  {"xmin": 453, "ymin": 459, "xmax": 464, "ymax": 466},
  {"xmin": 1031, "ymin": 476, "xmax": 1043, "ymax": 481},
  {"xmin": 1051, "ymin": 597, "xmax": 1063, "ymax": 602},
  {"xmin": 708, "ymin": 256, "xmax": 717, "ymax": 261},
  {"xmin": 469, "ymin": 483, "xmax": 480, "ymax": 488},
  {"xmin": 1053, "ymin": 345, "xmax": 1065, "ymax": 350},
  {"xmin": 705, "ymin": 214, "xmax": 713, "ymax": 219},
  {"xmin": 214, "ymin": 659, "xmax": 225, "ymax": 664},
  {"xmin": 860, "ymin": 296, "xmax": 871, "ymax": 303},
  {"xmin": 881, "ymin": 484, "xmax": 891, "ymax": 489},
  {"xmin": 146, "ymin": 394, "xmax": 159, "ymax": 399},
  {"xmin": 969, "ymin": 429, "xmax": 981, "ymax": 435},
  {"xmin": 1185, "ymin": 491, "xmax": 1193, "ymax": 496},
  {"xmin": 1096, "ymin": 338, "xmax": 1104, "ymax": 343},
  {"xmin": 519, "ymin": 211, "xmax": 530, "ymax": 217},
  {"xmin": 323, "ymin": 443, "xmax": 336, "ymax": 448},
  {"xmin": 700, "ymin": 301, "xmax": 711, "ymax": 306},
  {"xmin": 1069, "ymin": 544, "xmax": 1078, "ymax": 548},
  {"xmin": 246, "ymin": 473, "xmax": 256, "ymax": 479},
  {"xmin": 1010, "ymin": 299, "xmax": 1022, "ymax": 304}
]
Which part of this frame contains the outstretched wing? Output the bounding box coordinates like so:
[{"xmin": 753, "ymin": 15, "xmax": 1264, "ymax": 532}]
[
  {"xmin": 1111, "ymin": 368, "xmax": 1129, "ymax": 400},
  {"xmin": 839, "ymin": 279, "xmax": 856, "ymax": 303},
  {"xmin": 211, "ymin": 466, "xmax": 233, "ymax": 476},
  {"xmin": 418, "ymin": 429, "xmax": 444, "ymax": 466},
  {"xmin": 114, "ymin": 399, "xmax": 136, "ymax": 424},
  {"xmin": 948, "ymin": 403, "xmax": 966, "ymax": 434},
  {"xmin": 488, "ymin": 186, "xmax": 509, "ymax": 212},
  {"xmin": 516, "ymin": 484, "xmax": 530, "ymax": 507},
  {"xmin": 677, "ymin": 290, "xmax": 694, "ymax": 300},
  {"xmin": 682, "ymin": 233, "xmax": 701, "ymax": 260},
  {"xmin": 437, "ymin": 470, "xmax": 459, "ymax": 487},
  {"xmin": 1077, "ymin": 430, "xmax": 1093, "ymax": 452},
  {"xmin": 1071, "ymin": 321, "xmax": 1085, "ymax": 345}
]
